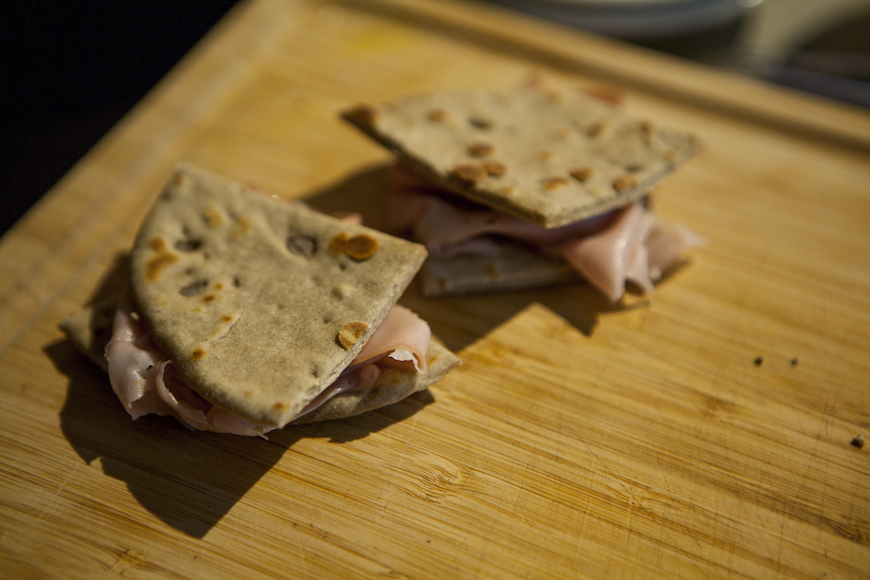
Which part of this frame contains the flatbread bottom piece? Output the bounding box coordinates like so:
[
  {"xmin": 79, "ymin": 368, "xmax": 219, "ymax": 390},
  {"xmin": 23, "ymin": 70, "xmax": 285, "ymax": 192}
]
[{"xmin": 420, "ymin": 240, "xmax": 583, "ymax": 297}]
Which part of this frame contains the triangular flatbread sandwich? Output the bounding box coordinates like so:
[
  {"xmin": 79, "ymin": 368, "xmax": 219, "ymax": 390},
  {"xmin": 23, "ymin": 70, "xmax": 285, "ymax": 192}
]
[
  {"xmin": 342, "ymin": 86, "xmax": 705, "ymax": 301},
  {"xmin": 60, "ymin": 164, "xmax": 460, "ymax": 436}
]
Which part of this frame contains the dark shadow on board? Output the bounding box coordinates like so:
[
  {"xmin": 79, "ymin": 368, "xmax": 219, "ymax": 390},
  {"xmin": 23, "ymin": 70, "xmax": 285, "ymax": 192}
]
[
  {"xmin": 45, "ymin": 254, "xmax": 434, "ymax": 539},
  {"xmin": 303, "ymin": 162, "xmax": 655, "ymax": 352},
  {"xmin": 46, "ymin": 338, "xmax": 434, "ymax": 538}
]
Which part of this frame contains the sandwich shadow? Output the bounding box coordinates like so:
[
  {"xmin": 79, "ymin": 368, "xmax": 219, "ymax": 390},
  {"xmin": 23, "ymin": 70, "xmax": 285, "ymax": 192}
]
[
  {"xmin": 47, "ymin": 338, "xmax": 287, "ymax": 538},
  {"xmin": 269, "ymin": 389, "xmax": 436, "ymax": 447},
  {"xmin": 47, "ymin": 338, "xmax": 434, "ymax": 538},
  {"xmin": 46, "ymin": 198, "xmax": 443, "ymax": 538},
  {"xmin": 303, "ymin": 163, "xmax": 646, "ymax": 352},
  {"xmin": 45, "ymin": 160, "xmax": 665, "ymax": 537}
]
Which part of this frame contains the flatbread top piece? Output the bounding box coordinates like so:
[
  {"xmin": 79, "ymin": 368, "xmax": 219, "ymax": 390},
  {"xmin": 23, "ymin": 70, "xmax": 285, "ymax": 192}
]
[
  {"xmin": 129, "ymin": 164, "xmax": 427, "ymax": 428},
  {"xmin": 343, "ymin": 87, "xmax": 701, "ymax": 228}
]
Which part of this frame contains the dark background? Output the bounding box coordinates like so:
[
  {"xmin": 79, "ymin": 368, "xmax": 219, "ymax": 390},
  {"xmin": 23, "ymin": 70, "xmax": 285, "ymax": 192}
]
[
  {"xmin": 2, "ymin": 1, "xmax": 867, "ymax": 237},
  {"xmin": 0, "ymin": 2, "xmax": 239, "ymax": 235}
]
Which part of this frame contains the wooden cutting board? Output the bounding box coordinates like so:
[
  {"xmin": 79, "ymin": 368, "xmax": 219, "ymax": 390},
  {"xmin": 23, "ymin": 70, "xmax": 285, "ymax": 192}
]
[{"xmin": 1, "ymin": 0, "xmax": 868, "ymax": 578}]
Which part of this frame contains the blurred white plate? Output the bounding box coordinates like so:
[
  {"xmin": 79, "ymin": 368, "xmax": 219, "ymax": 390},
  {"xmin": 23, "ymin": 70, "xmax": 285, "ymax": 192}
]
[{"xmin": 484, "ymin": 0, "xmax": 763, "ymax": 41}]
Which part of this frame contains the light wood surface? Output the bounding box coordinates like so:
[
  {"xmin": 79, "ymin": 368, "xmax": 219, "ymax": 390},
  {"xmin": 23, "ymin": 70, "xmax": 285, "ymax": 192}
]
[{"xmin": 2, "ymin": 0, "xmax": 869, "ymax": 578}]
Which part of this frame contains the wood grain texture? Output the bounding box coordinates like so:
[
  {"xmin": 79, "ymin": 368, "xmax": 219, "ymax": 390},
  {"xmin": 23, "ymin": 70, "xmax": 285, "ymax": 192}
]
[{"xmin": 1, "ymin": 0, "xmax": 868, "ymax": 578}]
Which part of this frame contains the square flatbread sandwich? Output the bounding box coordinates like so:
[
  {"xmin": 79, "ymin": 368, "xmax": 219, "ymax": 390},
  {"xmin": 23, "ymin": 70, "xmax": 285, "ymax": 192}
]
[
  {"xmin": 60, "ymin": 164, "xmax": 460, "ymax": 436},
  {"xmin": 342, "ymin": 86, "xmax": 705, "ymax": 301}
]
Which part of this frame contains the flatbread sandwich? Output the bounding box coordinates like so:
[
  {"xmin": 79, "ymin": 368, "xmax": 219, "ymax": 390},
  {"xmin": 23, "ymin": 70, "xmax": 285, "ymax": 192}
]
[
  {"xmin": 342, "ymin": 85, "xmax": 705, "ymax": 300},
  {"xmin": 60, "ymin": 164, "xmax": 460, "ymax": 436}
]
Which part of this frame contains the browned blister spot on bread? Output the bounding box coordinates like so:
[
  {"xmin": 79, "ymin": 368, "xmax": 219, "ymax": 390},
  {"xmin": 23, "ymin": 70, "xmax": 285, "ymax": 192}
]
[
  {"xmin": 330, "ymin": 232, "xmax": 379, "ymax": 260},
  {"xmin": 427, "ymin": 108, "xmax": 448, "ymax": 122},
  {"xmin": 145, "ymin": 237, "xmax": 178, "ymax": 281},
  {"xmin": 344, "ymin": 234, "xmax": 379, "ymax": 260},
  {"xmin": 467, "ymin": 142, "xmax": 494, "ymax": 157},
  {"xmin": 569, "ymin": 167, "xmax": 594, "ymax": 182},
  {"xmin": 613, "ymin": 174, "xmax": 639, "ymax": 191},
  {"xmin": 330, "ymin": 232, "xmax": 350, "ymax": 255},
  {"xmin": 450, "ymin": 164, "xmax": 487, "ymax": 186},
  {"xmin": 338, "ymin": 322, "xmax": 368, "ymax": 349},
  {"xmin": 482, "ymin": 161, "xmax": 507, "ymax": 177},
  {"xmin": 543, "ymin": 177, "xmax": 568, "ymax": 190},
  {"xmin": 190, "ymin": 349, "xmax": 207, "ymax": 361}
]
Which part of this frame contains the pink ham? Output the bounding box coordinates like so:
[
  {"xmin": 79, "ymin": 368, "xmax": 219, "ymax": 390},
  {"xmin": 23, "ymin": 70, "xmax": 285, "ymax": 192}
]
[
  {"xmin": 561, "ymin": 210, "xmax": 707, "ymax": 301},
  {"xmin": 561, "ymin": 202, "xmax": 655, "ymax": 301},
  {"xmin": 291, "ymin": 305, "xmax": 431, "ymax": 422},
  {"xmin": 349, "ymin": 305, "xmax": 430, "ymax": 373},
  {"xmin": 389, "ymin": 166, "xmax": 614, "ymax": 256},
  {"xmin": 409, "ymin": 193, "xmax": 615, "ymax": 257},
  {"xmin": 645, "ymin": 219, "xmax": 708, "ymax": 280},
  {"xmin": 155, "ymin": 360, "xmax": 275, "ymax": 437},
  {"xmin": 105, "ymin": 288, "xmax": 175, "ymax": 420},
  {"xmin": 105, "ymin": 291, "xmax": 432, "ymax": 436},
  {"xmin": 388, "ymin": 165, "xmax": 704, "ymax": 302}
]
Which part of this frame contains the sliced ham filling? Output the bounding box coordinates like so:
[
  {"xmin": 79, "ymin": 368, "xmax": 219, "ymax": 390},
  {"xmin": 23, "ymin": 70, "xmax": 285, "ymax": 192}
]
[
  {"xmin": 105, "ymin": 288, "xmax": 431, "ymax": 437},
  {"xmin": 389, "ymin": 165, "xmax": 705, "ymax": 302}
]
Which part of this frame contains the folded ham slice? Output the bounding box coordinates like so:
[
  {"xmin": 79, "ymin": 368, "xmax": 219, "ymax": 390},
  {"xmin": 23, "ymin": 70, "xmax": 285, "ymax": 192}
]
[
  {"xmin": 105, "ymin": 288, "xmax": 432, "ymax": 437},
  {"xmin": 350, "ymin": 305, "xmax": 430, "ymax": 373},
  {"xmin": 561, "ymin": 201, "xmax": 654, "ymax": 301},
  {"xmin": 395, "ymin": 188, "xmax": 616, "ymax": 258},
  {"xmin": 389, "ymin": 165, "xmax": 705, "ymax": 302}
]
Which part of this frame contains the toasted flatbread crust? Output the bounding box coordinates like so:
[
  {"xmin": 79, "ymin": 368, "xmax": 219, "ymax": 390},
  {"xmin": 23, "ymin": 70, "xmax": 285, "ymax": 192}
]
[
  {"xmin": 128, "ymin": 164, "xmax": 428, "ymax": 427},
  {"xmin": 343, "ymin": 87, "xmax": 701, "ymax": 228},
  {"xmin": 59, "ymin": 297, "xmax": 116, "ymax": 372},
  {"xmin": 290, "ymin": 339, "xmax": 459, "ymax": 424},
  {"xmin": 419, "ymin": 240, "xmax": 581, "ymax": 296}
]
